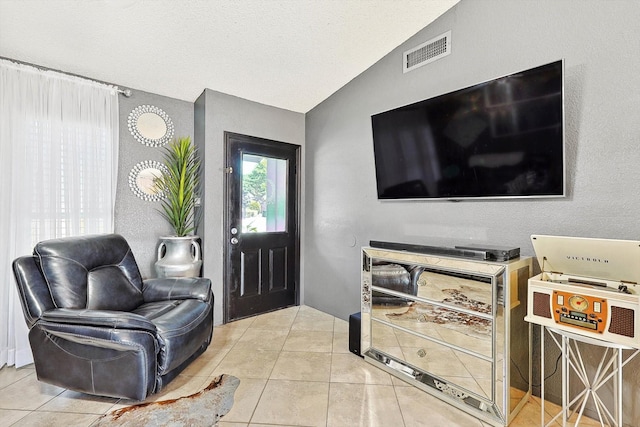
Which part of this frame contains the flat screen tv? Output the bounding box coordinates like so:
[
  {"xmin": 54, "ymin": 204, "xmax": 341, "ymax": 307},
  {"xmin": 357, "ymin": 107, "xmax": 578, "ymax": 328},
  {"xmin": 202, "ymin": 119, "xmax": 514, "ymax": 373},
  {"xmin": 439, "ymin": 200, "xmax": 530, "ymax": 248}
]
[{"xmin": 371, "ymin": 60, "xmax": 565, "ymax": 200}]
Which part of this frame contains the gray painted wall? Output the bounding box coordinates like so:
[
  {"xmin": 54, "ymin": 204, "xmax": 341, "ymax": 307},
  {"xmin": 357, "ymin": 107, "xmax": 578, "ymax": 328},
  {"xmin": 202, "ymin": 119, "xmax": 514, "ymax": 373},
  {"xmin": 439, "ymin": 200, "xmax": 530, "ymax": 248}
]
[
  {"xmin": 304, "ymin": 0, "xmax": 640, "ymax": 420},
  {"xmin": 195, "ymin": 89, "xmax": 305, "ymax": 325},
  {"xmin": 115, "ymin": 90, "xmax": 194, "ymax": 277},
  {"xmin": 305, "ymin": 0, "xmax": 640, "ymax": 327}
]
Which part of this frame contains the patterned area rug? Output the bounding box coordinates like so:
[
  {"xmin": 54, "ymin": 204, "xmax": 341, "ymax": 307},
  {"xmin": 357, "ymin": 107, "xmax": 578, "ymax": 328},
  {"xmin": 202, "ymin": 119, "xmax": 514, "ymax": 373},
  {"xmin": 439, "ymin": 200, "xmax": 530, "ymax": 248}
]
[
  {"xmin": 386, "ymin": 288, "xmax": 492, "ymax": 336},
  {"xmin": 95, "ymin": 374, "xmax": 240, "ymax": 426}
]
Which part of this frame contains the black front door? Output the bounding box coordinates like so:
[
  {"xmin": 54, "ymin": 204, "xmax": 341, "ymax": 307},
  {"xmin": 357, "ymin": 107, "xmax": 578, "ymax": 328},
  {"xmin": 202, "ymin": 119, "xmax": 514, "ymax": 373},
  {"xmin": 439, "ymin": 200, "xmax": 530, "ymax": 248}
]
[{"xmin": 224, "ymin": 132, "xmax": 300, "ymax": 322}]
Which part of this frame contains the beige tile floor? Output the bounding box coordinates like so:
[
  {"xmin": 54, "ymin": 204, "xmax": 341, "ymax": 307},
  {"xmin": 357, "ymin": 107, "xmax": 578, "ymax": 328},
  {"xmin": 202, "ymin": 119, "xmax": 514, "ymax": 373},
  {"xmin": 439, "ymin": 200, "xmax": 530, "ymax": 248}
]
[{"xmin": 0, "ymin": 305, "xmax": 599, "ymax": 427}]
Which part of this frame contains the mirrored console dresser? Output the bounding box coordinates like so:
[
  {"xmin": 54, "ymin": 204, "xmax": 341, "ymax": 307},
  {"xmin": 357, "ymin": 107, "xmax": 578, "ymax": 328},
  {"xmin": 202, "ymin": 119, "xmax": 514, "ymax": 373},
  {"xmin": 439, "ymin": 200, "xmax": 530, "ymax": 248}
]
[{"xmin": 360, "ymin": 246, "xmax": 532, "ymax": 426}]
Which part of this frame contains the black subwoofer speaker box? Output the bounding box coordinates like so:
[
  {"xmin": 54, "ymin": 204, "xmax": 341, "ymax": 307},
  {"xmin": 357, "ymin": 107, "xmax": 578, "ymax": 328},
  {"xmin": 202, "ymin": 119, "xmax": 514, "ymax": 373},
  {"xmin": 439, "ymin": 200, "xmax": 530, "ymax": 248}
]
[{"xmin": 349, "ymin": 312, "xmax": 362, "ymax": 357}]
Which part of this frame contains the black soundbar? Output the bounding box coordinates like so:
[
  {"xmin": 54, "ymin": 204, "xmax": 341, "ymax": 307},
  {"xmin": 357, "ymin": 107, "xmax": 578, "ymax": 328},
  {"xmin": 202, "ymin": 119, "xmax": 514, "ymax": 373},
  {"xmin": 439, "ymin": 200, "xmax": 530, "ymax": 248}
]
[
  {"xmin": 454, "ymin": 244, "xmax": 520, "ymax": 261},
  {"xmin": 369, "ymin": 240, "xmax": 490, "ymax": 260},
  {"xmin": 369, "ymin": 241, "xmax": 520, "ymax": 261}
]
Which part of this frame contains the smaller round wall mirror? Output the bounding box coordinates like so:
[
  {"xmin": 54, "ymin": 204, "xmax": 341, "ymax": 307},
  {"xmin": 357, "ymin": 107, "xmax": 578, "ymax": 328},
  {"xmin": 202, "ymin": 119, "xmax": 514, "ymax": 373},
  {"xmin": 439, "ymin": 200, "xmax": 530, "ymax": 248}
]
[
  {"xmin": 128, "ymin": 160, "xmax": 168, "ymax": 201},
  {"xmin": 128, "ymin": 105, "xmax": 175, "ymax": 147}
]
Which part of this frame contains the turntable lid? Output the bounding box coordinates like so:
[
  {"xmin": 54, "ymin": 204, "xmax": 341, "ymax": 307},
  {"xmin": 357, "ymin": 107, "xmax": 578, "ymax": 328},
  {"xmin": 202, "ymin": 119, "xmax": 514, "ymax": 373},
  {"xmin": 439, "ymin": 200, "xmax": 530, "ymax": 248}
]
[{"xmin": 531, "ymin": 235, "xmax": 640, "ymax": 284}]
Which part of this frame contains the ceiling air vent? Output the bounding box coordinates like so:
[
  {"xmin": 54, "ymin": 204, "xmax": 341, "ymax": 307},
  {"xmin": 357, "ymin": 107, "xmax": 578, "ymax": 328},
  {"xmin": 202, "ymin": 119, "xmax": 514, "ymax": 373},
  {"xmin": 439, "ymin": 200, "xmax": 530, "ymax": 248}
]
[{"xmin": 403, "ymin": 30, "xmax": 451, "ymax": 73}]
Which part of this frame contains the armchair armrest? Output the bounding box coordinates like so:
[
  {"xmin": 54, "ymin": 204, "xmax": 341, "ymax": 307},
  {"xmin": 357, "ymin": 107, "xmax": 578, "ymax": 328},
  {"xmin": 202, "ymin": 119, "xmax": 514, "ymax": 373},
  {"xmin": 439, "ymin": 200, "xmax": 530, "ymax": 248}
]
[
  {"xmin": 142, "ymin": 277, "xmax": 212, "ymax": 304},
  {"xmin": 407, "ymin": 265, "xmax": 425, "ymax": 296},
  {"xmin": 41, "ymin": 308, "xmax": 157, "ymax": 332}
]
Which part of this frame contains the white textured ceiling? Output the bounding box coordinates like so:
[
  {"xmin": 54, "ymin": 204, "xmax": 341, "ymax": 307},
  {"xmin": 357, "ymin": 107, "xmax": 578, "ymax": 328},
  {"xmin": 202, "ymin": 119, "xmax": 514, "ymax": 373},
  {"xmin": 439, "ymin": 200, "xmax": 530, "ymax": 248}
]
[{"xmin": 0, "ymin": 0, "xmax": 459, "ymax": 113}]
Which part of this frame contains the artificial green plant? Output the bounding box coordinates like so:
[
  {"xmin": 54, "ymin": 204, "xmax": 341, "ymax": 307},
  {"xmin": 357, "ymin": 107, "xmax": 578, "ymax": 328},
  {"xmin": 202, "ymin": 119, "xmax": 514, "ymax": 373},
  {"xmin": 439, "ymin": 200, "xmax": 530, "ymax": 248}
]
[{"xmin": 156, "ymin": 136, "xmax": 201, "ymax": 236}]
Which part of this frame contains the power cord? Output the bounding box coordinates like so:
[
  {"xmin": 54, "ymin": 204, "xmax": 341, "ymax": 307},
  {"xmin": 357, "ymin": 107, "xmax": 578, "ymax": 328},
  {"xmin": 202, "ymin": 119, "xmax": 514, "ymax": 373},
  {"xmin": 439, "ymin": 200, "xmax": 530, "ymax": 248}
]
[{"xmin": 511, "ymin": 352, "xmax": 562, "ymax": 388}]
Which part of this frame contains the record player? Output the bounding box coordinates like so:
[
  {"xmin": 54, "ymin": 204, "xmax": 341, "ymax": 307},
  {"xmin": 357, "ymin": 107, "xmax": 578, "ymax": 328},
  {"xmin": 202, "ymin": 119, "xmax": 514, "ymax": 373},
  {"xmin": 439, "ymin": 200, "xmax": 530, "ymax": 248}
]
[{"xmin": 525, "ymin": 234, "xmax": 640, "ymax": 348}]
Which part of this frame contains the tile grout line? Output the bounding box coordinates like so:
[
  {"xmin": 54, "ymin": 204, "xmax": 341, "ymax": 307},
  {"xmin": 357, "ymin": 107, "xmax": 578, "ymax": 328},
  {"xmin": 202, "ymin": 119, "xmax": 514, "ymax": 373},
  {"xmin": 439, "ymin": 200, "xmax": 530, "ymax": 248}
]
[
  {"xmin": 325, "ymin": 317, "xmax": 336, "ymax": 427},
  {"xmin": 248, "ymin": 306, "xmax": 299, "ymax": 426},
  {"xmin": 391, "ymin": 379, "xmax": 407, "ymax": 427}
]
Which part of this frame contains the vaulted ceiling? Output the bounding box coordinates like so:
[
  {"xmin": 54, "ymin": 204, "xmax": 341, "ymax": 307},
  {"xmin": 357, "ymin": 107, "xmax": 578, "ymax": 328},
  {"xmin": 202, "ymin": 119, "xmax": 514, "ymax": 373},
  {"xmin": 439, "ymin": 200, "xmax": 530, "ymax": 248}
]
[{"xmin": 0, "ymin": 0, "xmax": 459, "ymax": 112}]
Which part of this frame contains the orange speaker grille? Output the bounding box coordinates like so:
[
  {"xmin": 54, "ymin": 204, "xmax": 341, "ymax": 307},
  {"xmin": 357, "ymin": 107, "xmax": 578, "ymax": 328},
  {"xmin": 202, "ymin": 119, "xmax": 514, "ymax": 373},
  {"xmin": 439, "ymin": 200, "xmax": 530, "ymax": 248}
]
[
  {"xmin": 533, "ymin": 292, "xmax": 552, "ymax": 319},
  {"xmin": 609, "ymin": 306, "xmax": 635, "ymax": 338}
]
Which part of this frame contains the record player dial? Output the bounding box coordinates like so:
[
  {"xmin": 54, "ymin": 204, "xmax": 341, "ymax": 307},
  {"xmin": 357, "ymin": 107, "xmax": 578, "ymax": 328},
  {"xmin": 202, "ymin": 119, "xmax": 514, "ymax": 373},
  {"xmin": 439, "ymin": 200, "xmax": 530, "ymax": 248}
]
[{"xmin": 568, "ymin": 295, "xmax": 589, "ymax": 311}]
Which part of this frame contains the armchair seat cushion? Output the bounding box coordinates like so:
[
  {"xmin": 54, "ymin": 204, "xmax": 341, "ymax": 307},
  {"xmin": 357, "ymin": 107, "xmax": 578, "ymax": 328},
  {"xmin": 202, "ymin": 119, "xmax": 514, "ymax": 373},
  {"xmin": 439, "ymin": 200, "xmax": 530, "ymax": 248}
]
[{"xmin": 142, "ymin": 277, "xmax": 212, "ymax": 303}]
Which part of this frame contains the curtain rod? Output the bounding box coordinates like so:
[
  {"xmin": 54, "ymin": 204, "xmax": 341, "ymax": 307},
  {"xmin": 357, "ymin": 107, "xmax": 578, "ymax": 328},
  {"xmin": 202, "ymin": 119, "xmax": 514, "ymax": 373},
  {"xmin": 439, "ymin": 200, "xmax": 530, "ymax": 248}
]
[{"xmin": 0, "ymin": 56, "xmax": 132, "ymax": 97}]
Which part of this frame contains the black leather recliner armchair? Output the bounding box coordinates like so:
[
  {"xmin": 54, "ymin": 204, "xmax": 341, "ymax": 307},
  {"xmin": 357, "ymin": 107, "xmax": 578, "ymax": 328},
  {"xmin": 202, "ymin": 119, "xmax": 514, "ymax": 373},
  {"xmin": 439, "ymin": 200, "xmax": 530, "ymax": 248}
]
[
  {"xmin": 372, "ymin": 262, "xmax": 425, "ymax": 304},
  {"xmin": 12, "ymin": 234, "xmax": 214, "ymax": 401}
]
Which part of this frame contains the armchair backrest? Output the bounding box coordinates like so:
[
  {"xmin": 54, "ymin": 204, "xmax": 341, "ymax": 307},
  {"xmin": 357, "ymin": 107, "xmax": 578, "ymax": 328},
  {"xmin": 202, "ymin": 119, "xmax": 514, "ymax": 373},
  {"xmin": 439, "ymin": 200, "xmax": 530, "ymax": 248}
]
[{"xmin": 31, "ymin": 234, "xmax": 144, "ymax": 311}]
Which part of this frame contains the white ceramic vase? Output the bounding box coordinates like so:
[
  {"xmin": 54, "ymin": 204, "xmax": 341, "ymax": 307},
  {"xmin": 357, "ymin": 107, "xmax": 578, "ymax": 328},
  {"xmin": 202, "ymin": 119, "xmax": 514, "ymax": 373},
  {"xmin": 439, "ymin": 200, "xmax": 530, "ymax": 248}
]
[{"xmin": 155, "ymin": 235, "xmax": 203, "ymax": 278}]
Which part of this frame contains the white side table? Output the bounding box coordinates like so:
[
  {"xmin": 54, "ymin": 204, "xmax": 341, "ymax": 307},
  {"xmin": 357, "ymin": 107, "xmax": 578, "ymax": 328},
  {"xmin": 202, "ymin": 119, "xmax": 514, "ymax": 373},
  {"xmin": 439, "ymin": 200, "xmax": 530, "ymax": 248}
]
[{"xmin": 540, "ymin": 327, "xmax": 640, "ymax": 427}]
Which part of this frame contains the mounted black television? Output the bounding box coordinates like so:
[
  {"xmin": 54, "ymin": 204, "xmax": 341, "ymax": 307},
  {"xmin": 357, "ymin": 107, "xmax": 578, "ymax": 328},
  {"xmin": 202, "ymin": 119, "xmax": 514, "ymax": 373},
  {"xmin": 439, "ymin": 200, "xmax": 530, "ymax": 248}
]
[{"xmin": 371, "ymin": 60, "xmax": 565, "ymax": 200}]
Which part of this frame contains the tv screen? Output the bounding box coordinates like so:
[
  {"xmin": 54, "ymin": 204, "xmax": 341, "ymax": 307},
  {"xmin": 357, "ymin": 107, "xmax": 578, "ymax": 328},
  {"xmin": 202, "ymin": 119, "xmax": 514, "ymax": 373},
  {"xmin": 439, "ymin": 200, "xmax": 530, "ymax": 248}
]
[{"xmin": 371, "ymin": 60, "xmax": 565, "ymax": 200}]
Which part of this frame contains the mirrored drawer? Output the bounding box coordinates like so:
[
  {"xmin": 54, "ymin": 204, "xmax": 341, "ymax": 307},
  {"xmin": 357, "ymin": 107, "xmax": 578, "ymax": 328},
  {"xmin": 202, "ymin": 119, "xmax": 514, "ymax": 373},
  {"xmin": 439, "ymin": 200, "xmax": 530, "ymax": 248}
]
[{"xmin": 371, "ymin": 319, "xmax": 493, "ymax": 401}]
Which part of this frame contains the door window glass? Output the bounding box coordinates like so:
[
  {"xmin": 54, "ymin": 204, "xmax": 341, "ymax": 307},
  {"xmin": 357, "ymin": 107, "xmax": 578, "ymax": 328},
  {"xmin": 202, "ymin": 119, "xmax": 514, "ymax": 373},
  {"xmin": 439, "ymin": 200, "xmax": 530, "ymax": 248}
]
[{"xmin": 242, "ymin": 154, "xmax": 287, "ymax": 233}]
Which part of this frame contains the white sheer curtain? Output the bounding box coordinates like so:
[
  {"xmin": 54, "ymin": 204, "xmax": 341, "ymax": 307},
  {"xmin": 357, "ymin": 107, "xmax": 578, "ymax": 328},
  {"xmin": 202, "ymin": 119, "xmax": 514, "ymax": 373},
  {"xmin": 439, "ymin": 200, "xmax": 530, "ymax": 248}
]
[{"xmin": 0, "ymin": 59, "xmax": 119, "ymax": 368}]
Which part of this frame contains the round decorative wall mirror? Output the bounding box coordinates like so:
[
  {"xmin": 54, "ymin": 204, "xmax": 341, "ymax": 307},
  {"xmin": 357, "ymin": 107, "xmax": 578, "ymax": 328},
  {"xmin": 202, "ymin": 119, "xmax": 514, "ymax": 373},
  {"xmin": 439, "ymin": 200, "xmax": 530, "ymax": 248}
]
[
  {"xmin": 128, "ymin": 160, "xmax": 168, "ymax": 201},
  {"xmin": 128, "ymin": 105, "xmax": 175, "ymax": 147}
]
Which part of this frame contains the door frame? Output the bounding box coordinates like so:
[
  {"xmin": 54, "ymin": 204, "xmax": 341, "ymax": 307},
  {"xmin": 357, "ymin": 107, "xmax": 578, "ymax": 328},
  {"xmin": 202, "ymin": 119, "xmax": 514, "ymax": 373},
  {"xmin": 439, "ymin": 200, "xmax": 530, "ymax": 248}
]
[{"xmin": 223, "ymin": 131, "xmax": 301, "ymax": 323}]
